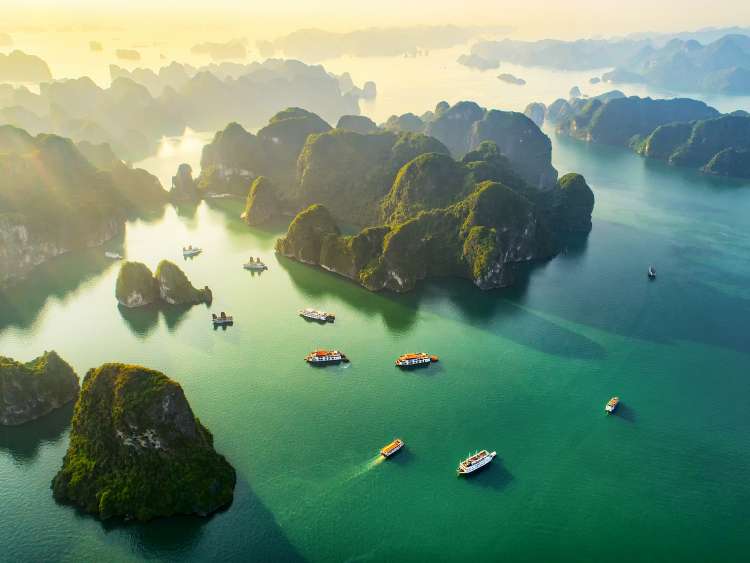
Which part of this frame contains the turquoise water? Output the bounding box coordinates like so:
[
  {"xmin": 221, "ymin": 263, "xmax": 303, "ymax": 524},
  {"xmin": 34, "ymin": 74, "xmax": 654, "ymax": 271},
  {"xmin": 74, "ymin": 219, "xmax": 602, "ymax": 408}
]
[{"xmin": 2, "ymin": 132, "xmax": 750, "ymax": 561}]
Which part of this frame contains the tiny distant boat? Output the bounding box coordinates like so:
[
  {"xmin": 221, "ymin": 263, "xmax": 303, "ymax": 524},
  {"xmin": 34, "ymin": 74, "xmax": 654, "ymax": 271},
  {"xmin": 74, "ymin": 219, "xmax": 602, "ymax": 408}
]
[
  {"xmin": 380, "ymin": 438, "xmax": 404, "ymax": 458},
  {"xmin": 457, "ymin": 450, "xmax": 496, "ymax": 475},
  {"xmin": 304, "ymin": 349, "xmax": 349, "ymax": 365},
  {"xmin": 243, "ymin": 256, "xmax": 268, "ymax": 271},
  {"xmin": 183, "ymin": 245, "xmax": 202, "ymax": 257},
  {"xmin": 605, "ymin": 396, "xmax": 619, "ymax": 414},
  {"xmin": 299, "ymin": 308, "xmax": 335, "ymax": 323},
  {"xmin": 395, "ymin": 352, "xmax": 439, "ymax": 368},
  {"xmin": 105, "ymin": 251, "xmax": 123, "ymax": 260},
  {"xmin": 648, "ymin": 265, "xmax": 656, "ymax": 279},
  {"xmin": 212, "ymin": 312, "xmax": 234, "ymax": 326}
]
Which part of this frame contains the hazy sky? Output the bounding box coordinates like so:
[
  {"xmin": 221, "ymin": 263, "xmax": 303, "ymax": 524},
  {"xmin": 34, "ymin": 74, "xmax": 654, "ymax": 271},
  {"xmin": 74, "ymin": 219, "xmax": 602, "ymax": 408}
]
[{"xmin": 3, "ymin": 0, "xmax": 750, "ymax": 40}]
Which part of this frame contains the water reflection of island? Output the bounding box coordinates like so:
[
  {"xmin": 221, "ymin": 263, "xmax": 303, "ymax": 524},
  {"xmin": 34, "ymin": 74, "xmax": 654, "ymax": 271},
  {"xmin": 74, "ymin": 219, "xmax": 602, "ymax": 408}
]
[
  {"xmin": 0, "ymin": 245, "xmax": 121, "ymax": 332},
  {"xmin": 0, "ymin": 402, "xmax": 73, "ymax": 463},
  {"xmin": 117, "ymin": 302, "xmax": 203, "ymax": 337}
]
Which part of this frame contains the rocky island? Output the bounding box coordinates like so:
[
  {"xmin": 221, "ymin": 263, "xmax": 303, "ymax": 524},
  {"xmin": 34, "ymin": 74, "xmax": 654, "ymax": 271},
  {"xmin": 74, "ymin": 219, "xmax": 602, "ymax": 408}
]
[
  {"xmin": 277, "ymin": 141, "xmax": 594, "ymax": 292},
  {"xmin": 497, "ymin": 73, "xmax": 526, "ymax": 85},
  {"xmin": 116, "ymin": 260, "xmax": 212, "ymax": 308},
  {"xmin": 0, "ymin": 126, "xmax": 166, "ymax": 287},
  {"xmin": 1, "ymin": 351, "xmax": 79, "ymax": 426},
  {"xmin": 546, "ymin": 93, "xmax": 750, "ymax": 179},
  {"xmin": 51, "ymin": 363, "xmax": 236, "ymax": 521},
  {"xmin": 197, "ymin": 103, "xmax": 594, "ymax": 292}
]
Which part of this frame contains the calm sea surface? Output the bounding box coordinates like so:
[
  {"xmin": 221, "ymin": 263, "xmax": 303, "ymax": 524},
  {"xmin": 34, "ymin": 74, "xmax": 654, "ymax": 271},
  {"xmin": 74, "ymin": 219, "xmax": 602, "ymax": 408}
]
[{"xmin": 1, "ymin": 56, "xmax": 750, "ymax": 561}]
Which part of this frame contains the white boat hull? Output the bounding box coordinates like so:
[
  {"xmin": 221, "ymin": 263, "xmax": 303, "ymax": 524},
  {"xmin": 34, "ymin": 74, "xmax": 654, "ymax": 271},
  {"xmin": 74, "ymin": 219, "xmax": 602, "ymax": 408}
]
[{"xmin": 458, "ymin": 451, "xmax": 496, "ymax": 475}]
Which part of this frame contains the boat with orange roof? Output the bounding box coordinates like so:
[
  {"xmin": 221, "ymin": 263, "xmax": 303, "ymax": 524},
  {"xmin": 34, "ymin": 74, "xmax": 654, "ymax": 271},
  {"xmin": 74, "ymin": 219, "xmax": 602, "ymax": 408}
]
[
  {"xmin": 380, "ymin": 438, "xmax": 404, "ymax": 458},
  {"xmin": 304, "ymin": 349, "xmax": 349, "ymax": 365},
  {"xmin": 605, "ymin": 396, "xmax": 619, "ymax": 414},
  {"xmin": 395, "ymin": 352, "xmax": 439, "ymax": 368}
]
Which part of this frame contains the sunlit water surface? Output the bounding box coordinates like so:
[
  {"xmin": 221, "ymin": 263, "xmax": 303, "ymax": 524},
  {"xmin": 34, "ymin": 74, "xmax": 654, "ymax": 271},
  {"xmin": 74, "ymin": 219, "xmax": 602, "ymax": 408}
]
[{"xmin": 1, "ymin": 53, "xmax": 750, "ymax": 562}]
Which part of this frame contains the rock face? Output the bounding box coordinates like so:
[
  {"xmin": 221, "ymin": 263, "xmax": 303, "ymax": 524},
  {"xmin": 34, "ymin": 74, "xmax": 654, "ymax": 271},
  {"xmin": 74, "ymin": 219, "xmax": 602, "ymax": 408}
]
[
  {"xmin": 0, "ymin": 351, "xmax": 79, "ymax": 426},
  {"xmin": 154, "ymin": 260, "xmax": 212, "ymax": 305},
  {"xmin": 276, "ymin": 204, "xmax": 340, "ymax": 264},
  {"xmin": 0, "ymin": 50, "xmax": 52, "ymax": 82},
  {"xmin": 51, "ymin": 363, "xmax": 236, "ymax": 521},
  {"xmin": 241, "ymin": 176, "xmax": 281, "ymax": 226},
  {"xmin": 116, "ymin": 262, "xmax": 160, "ymax": 308},
  {"xmin": 116, "ymin": 261, "xmax": 211, "ymax": 308},
  {"xmin": 524, "ymin": 103, "xmax": 546, "ymax": 127},
  {"xmin": 170, "ymin": 163, "xmax": 200, "ymax": 201}
]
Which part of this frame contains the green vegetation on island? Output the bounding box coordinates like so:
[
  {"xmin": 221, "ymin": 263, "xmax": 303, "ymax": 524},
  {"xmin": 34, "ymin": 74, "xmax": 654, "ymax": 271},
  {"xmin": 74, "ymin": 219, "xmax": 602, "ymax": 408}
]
[
  {"xmin": 116, "ymin": 261, "xmax": 211, "ymax": 308},
  {"xmin": 0, "ymin": 351, "xmax": 79, "ymax": 426},
  {"xmin": 241, "ymin": 176, "xmax": 282, "ymax": 226},
  {"xmin": 51, "ymin": 363, "xmax": 236, "ymax": 521},
  {"xmin": 0, "ymin": 125, "xmax": 167, "ymax": 287},
  {"xmin": 276, "ymin": 141, "xmax": 594, "ymax": 292}
]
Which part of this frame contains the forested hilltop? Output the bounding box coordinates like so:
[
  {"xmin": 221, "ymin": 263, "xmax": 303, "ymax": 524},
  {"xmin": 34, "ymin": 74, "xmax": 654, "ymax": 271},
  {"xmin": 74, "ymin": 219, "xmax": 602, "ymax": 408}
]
[
  {"xmin": 531, "ymin": 91, "xmax": 750, "ymax": 180},
  {"xmin": 195, "ymin": 103, "xmax": 594, "ymax": 292}
]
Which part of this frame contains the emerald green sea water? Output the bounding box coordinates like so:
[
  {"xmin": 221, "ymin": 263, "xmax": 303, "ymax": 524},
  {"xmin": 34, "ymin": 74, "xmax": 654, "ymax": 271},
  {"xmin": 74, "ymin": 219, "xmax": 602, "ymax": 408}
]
[{"xmin": 1, "ymin": 131, "xmax": 750, "ymax": 562}]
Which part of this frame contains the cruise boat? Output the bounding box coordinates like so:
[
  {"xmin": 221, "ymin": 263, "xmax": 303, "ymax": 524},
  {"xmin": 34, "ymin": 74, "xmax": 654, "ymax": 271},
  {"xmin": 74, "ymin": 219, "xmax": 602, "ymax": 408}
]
[
  {"xmin": 299, "ymin": 308, "xmax": 335, "ymax": 323},
  {"xmin": 104, "ymin": 251, "xmax": 123, "ymax": 260},
  {"xmin": 212, "ymin": 312, "xmax": 234, "ymax": 326},
  {"xmin": 457, "ymin": 450, "xmax": 497, "ymax": 475},
  {"xmin": 395, "ymin": 352, "xmax": 439, "ymax": 368},
  {"xmin": 304, "ymin": 349, "xmax": 349, "ymax": 365},
  {"xmin": 380, "ymin": 439, "xmax": 404, "ymax": 458},
  {"xmin": 648, "ymin": 265, "xmax": 656, "ymax": 279},
  {"xmin": 243, "ymin": 256, "xmax": 268, "ymax": 271},
  {"xmin": 605, "ymin": 396, "xmax": 619, "ymax": 414},
  {"xmin": 183, "ymin": 245, "xmax": 202, "ymax": 258}
]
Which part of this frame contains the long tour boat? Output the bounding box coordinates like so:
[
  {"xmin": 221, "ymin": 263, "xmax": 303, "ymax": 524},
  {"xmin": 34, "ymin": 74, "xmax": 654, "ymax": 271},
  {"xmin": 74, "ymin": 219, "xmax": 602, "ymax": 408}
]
[
  {"xmin": 380, "ymin": 439, "xmax": 404, "ymax": 458},
  {"xmin": 212, "ymin": 312, "xmax": 234, "ymax": 326},
  {"xmin": 605, "ymin": 396, "xmax": 619, "ymax": 414},
  {"xmin": 304, "ymin": 349, "xmax": 349, "ymax": 365},
  {"xmin": 299, "ymin": 308, "xmax": 336, "ymax": 323},
  {"xmin": 395, "ymin": 352, "xmax": 439, "ymax": 368},
  {"xmin": 457, "ymin": 450, "xmax": 496, "ymax": 475}
]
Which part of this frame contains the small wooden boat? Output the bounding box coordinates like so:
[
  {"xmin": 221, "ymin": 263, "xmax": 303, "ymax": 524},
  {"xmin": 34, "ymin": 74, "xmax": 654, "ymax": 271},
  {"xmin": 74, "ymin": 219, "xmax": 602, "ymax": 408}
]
[{"xmin": 212, "ymin": 312, "xmax": 234, "ymax": 326}]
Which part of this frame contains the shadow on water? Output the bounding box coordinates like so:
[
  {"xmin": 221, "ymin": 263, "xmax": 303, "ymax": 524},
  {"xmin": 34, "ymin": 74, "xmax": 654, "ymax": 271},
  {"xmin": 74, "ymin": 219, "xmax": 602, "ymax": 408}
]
[
  {"xmin": 118, "ymin": 302, "xmax": 199, "ymax": 337},
  {"xmin": 0, "ymin": 402, "xmax": 73, "ymax": 463},
  {"xmin": 277, "ymin": 256, "xmax": 420, "ymax": 334},
  {"xmin": 388, "ymin": 448, "xmax": 415, "ymax": 467},
  {"xmin": 99, "ymin": 476, "xmax": 307, "ymax": 562},
  {"xmin": 614, "ymin": 402, "xmax": 636, "ymax": 423},
  {"xmin": 172, "ymin": 200, "xmax": 200, "ymax": 219},
  {"xmin": 462, "ymin": 457, "xmax": 513, "ymax": 491},
  {"xmin": 0, "ymin": 247, "xmax": 117, "ymax": 332}
]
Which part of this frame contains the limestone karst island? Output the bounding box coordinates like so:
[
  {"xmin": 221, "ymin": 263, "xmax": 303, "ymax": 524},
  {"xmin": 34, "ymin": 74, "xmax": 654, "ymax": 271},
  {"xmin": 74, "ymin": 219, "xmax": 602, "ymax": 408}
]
[{"xmin": 1, "ymin": 1, "xmax": 749, "ymax": 561}]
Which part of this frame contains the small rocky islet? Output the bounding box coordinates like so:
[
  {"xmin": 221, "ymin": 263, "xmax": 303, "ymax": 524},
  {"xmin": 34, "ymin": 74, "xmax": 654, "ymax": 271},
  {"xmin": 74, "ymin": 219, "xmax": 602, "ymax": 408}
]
[
  {"xmin": 51, "ymin": 363, "xmax": 236, "ymax": 521},
  {"xmin": 115, "ymin": 260, "xmax": 212, "ymax": 308},
  {"xmin": 0, "ymin": 351, "xmax": 79, "ymax": 426}
]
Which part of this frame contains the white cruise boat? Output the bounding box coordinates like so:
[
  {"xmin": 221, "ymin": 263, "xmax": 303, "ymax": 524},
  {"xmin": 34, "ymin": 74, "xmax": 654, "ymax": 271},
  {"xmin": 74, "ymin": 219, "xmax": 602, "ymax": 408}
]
[
  {"xmin": 299, "ymin": 308, "xmax": 335, "ymax": 323},
  {"xmin": 243, "ymin": 256, "xmax": 268, "ymax": 271},
  {"xmin": 395, "ymin": 352, "xmax": 439, "ymax": 368},
  {"xmin": 212, "ymin": 312, "xmax": 234, "ymax": 326},
  {"xmin": 457, "ymin": 450, "xmax": 497, "ymax": 475},
  {"xmin": 605, "ymin": 396, "xmax": 619, "ymax": 414},
  {"xmin": 304, "ymin": 349, "xmax": 349, "ymax": 365},
  {"xmin": 105, "ymin": 251, "xmax": 123, "ymax": 260},
  {"xmin": 183, "ymin": 245, "xmax": 202, "ymax": 257}
]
